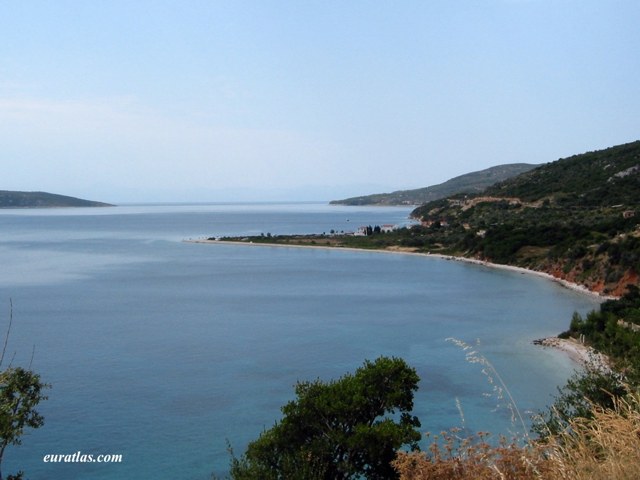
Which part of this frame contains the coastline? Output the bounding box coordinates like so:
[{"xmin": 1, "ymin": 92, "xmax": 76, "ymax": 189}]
[
  {"xmin": 425, "ymin": 254, "xmax": 615, "ymax": 301},
  {"xmin": 534, "ymin": 337, "xmax": 611, "ymax": 372},
  {"xmin": 186, "ymin": 238, "xmax": 614, "ymax": 301},
  {"xmin": 186, "ymin": 238, "xmax": 615, "ymax": 370}
]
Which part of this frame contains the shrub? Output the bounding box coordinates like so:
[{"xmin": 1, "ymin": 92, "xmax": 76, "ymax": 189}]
[
  {"xmin": 394, "ymin": 393, "xmax": 640, "ymax": 480},
  {"xmin": 230, "ymin": 357, "xmax": 421, "ymax": 480}
]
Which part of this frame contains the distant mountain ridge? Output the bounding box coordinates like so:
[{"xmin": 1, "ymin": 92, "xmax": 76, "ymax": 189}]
[
  {"xmin": 330, "ymin": 163, "xmax": 538, "ymax": 206},
  {"xmin": 0, "ymin": 190, "xmax": 112, "ymax": 208}
]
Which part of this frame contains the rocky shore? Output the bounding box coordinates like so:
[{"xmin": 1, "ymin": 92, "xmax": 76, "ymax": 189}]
[{"xmin": 533, "ymin": 337, "xmax": 611, "ymax": 373}]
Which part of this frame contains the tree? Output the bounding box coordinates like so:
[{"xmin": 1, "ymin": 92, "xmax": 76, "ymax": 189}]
[
  {"xmin": 230, "ymin": 357, "xmax": 421, "ymax": 479},
  {"xmin": 0, "ymin": 301, "xmax": 49, "ymax": 480},
  {"xmin": 0, "ymin": 368, "xmax": 48, "ymax": 480}
]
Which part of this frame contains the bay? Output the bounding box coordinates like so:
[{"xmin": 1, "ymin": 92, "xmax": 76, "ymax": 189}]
[{"xmin": 0, "ymin": 203, "xmax": 600, "ymax": 479}]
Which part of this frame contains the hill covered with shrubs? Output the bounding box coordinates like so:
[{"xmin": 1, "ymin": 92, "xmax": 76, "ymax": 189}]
[{"xmin": 409, "ymin": 140, "xmax": 640, "ymax": 296}]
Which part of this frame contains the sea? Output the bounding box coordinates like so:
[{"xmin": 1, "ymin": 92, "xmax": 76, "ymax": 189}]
[{"xmin": 0, "ymin": 202, "xmax": 601, "ymax": 479}]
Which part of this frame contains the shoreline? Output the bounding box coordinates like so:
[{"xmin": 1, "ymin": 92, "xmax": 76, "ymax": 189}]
[
  {"xmin": 534, "ymin": 337, "xmax": 612, "ymax": 372},
  {"xmin": 427, "ymin": 254, "xmax": 615, "ymax": 301},
  {"xmin": 186, "ymin": 238, "xmax": 614, "ymax": 301},
  {"xmin": 186, "ymin": 238, "xmax": 616, "ymax": 369}
]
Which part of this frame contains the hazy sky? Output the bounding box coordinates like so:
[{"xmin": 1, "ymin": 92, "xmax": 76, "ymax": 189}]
[{"xmin": 2, "ymin": 1, "xmax": 639, "ymax": 203}]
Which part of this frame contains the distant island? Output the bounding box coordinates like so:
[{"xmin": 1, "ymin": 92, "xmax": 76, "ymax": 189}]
[
  {"xmin": 330, "ymin": 163, "xmax": 537, "ymax": 206},
  {"xmin": 0, "ymin": 190, "xmax": 113, "ymax": 208}
]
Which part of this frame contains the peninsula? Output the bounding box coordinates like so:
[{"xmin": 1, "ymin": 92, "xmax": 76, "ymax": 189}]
[
  {"xmin": 212, "ymin": 140, "xmax": 640, "ymax": 298},
  {"xmin": 0, "ymin": 190, "xmax": 113, "ymax": 208}
]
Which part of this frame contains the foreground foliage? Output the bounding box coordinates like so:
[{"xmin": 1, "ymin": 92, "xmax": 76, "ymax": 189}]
[
  {"xmin": 228, "ymin": 345, "xmax": 638, "ymax": 479},
  {"xmin": 394, "ymin": 393, "xmax": 640, "ymax": 480},
  {"xmin": 229, "ymin": 354, "xmax": 640, "ymax": 480},
  {"xmin": 0, "ymin": 368, "xmax": 49, "ymax": 480},
  {"xmin": 229, "ymin": 357, "xmax": 421, "ymax": 480},
  {"xmin": 0, "ymin": 303, "xmax": 49, "ymax": 480},
  {"xmin": 531, "ymin": 365, "xmax": 629, "ymax": 439},
  {"xmin": 393, "ymin": 431, "xmax": 551, "ymax": 480}
]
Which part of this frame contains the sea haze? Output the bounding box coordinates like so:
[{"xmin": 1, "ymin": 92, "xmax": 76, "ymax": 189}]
[{"xmin": 0, "ymin": 203, "xmax": 600, "ymax": 479}]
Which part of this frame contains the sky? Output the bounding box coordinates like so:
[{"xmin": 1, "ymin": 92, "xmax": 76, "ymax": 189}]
[{"xmin": 1, "ymin": 1, "xmax": 639, "ymax": 203}]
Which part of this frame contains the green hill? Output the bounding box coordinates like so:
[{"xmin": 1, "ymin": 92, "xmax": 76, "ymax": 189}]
[
  {"xmin": 0, "ymin": 190, "xmax": 113, "ymax": 208},
  {"xmin": 482, "ymin": 141, "xmax": 640, "ymax": 205},
  {"xmin": 210, "ymin": 140, "xmax": 640, "ymax": 296},
  {"xmin": 330, "ymin": 163, "xmax": 538, "ymax": 206},
  {"xmin": 410, "ymin": 140, "xmax": 640, "ymax": 295}
]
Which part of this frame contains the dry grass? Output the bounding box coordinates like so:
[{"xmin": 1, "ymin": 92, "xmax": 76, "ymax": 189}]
[
  {"xmin": 393, "ymin": 393, "xmax": 640, "ymax": 480},
  {"xmin": 393, "ymin": 430, "xmax": 550, "ymax": 480},
  {"xmin": 544, "ymin": 394, "xmax": 640, "ymax": 480}
]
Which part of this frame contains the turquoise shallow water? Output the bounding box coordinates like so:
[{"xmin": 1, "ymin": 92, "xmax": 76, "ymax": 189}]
[{"xmin": 0, "ymin": 203, "xmax": 600, "ymax": 479}]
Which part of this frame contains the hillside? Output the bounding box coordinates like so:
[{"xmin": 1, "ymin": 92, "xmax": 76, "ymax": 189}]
[
  {"xmin": 0, "ymin": 190, "xmax": 113, "ymax": 208},
  {"xmin": 410, "ymin": 140, "xmax": 640, "ymax": 295},
  {"xmin": 225, "ymin": 141, "xmax": 640, "ymax": 296},
  {"xmin": 330, "ymin": 163, "xmax": 537, "ymax": 206}
]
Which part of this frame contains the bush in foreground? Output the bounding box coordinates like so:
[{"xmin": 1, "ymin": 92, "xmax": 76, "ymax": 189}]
[
  {"xmin": 227, "ymin": 352, "xmax": 639, "ymax": 479},
  {"xmin": 229, "ymin": 357, "xmax": 421, "ymax": 480}
]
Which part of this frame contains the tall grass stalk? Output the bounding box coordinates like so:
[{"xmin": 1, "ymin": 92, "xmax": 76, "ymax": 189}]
[
  {"xmin": 446, "ymin": 337, "xmax": 528, "ymax": 440},
  {"xmin": 395, "ymin": 394, "xmax": 640, "ymax": 479}
]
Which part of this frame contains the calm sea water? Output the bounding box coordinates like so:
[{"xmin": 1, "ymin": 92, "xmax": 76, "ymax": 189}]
[{"xmin": 0, "ymin": 203, "xmax": 600, "ymax": 479}]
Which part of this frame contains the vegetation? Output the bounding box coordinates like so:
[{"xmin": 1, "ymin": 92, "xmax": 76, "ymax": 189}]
[
  {"xmin": 0, "ymin": 368, "xmax": 49, "ymax": 480},
  {"xmin": 226, "ymin": 141, "xmax": 640, "ymax": 296},
  {"xmin": 0, "ymin": 190, "xmax": 112, "ymax": 208},
  {"xmin": 393, "ymin": 430, "xmax": 552, "ymax": 480},
  {"xmin": 330, "ymin": 163, "xmax": 537, "ymax": 206},
  {"xmin": 560, "ymin": 285, "xmax": 640, "ymax": 382},
  {"xmin": 532, "ymin": 365, "xmax": 629, "ymax": 439},
  {"xmin": 226, "ymin": 294, "xmax": 640, "ymax": 478},
  {"xmin": 408, "ymin": 141, "xmax": 640, "ymax": 295},
  {"xmin": 229, "ymin": 357, "xmax": 421, "ymax": 480},
  {"xmin": 229, "ymin": 350, "xmax": 640, "ymax": 479},
  {"xmin": 0, "ymin": 303, "xmax": 49, "ymax": 480},
  {"xmin": 394, "ymin": 393, "xmax": 640, "ymax": 480}
]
